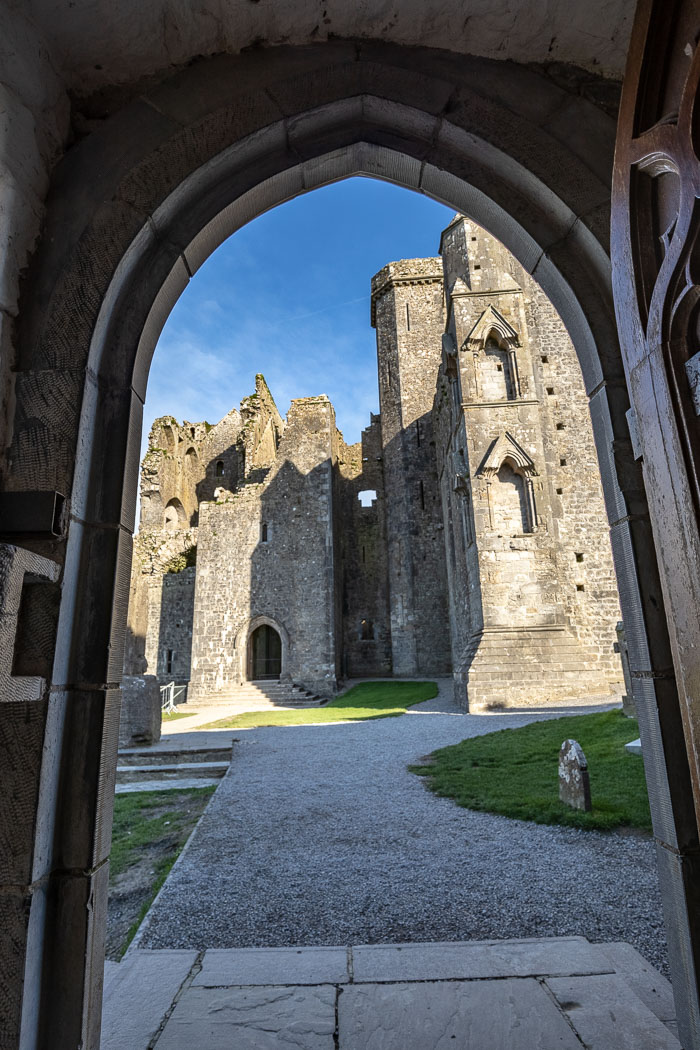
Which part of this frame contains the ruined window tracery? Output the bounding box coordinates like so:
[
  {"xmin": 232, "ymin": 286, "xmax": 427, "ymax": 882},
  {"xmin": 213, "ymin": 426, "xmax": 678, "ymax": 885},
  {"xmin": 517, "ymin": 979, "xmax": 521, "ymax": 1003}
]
[{"xmin": 163, "ymin": 497, "xmax": 186, "ymax": 529}]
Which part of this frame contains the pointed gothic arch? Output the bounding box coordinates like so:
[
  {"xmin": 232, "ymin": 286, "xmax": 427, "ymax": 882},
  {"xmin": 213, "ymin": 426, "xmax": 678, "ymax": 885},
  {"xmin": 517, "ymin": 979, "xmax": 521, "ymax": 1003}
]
[
  {"xmin": 478, "ymin": 433, "xmax": 539, "ymax": 533},
  {"xmin": 466, "ymin": 306, "xmax": 522, "ymax": 399},
  {"xmin": 465, "ymin": 305, "xmax": 520, "ymax": 352}
]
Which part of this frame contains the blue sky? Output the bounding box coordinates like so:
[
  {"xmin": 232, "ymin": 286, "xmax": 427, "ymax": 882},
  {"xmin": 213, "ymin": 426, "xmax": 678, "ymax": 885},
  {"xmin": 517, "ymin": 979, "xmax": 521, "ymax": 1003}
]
[{"xmin": 145, "ymin": 178, "xmax": 453, "ymax": 449}]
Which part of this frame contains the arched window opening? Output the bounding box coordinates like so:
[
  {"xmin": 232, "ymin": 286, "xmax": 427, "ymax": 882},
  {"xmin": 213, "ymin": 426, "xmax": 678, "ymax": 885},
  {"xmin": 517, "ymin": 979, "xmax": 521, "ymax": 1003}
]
[
  {"xmin": 261, "ymin": 521, "xmax": 269, "ymax": 543},
  {"xmin": 162, "ymin": 424, "xmax": 176, "ymax": 451},
  {"xmin": 481, "ymin": 336, "xmax": 515, "ymax": 400},
  {"xmin": 215, "ymin": 460, "xmax": 225, "ymax": 477},
  {"xmin": 360, "ymin": 619, "xmax": 375, "ymax": 640},
  {"xmin": 491, "ymin": 462, "xmax": 530, "ymax": 534},
  {"xmin": 185, "ymin": 446, "xmax": 198, "ymax": 463},
  {"xmin": 248, "ymin": 624, "xmax": 282, "ymax": 680},
  {"xmin": 163, "ymin": 498, "xmax": 186, "ymax": 530}
]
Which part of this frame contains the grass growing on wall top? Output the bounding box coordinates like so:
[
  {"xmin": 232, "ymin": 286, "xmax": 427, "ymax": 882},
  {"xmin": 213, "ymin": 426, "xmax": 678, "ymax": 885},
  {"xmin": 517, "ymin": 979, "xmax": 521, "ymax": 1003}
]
[
  {"xmin": 198, "ymin": 680, "xmax": 438, "ymax": 730},
  {"xmin": 410, "ymin": 709, "xmax": 651, "ymax": 832}
]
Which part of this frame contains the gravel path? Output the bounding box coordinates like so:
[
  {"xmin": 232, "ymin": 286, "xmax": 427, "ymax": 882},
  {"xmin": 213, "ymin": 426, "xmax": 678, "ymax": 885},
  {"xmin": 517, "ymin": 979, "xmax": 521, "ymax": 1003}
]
[{"xmin": 137, "ymin": 681, "xmax": 667, "ymax": 973}]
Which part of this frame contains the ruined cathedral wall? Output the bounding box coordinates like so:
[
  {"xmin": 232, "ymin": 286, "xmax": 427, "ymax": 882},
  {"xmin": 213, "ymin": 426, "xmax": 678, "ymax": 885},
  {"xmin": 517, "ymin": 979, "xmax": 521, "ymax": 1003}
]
[
  {"xmin": 373, "ymin": 260, "xmax": 452, "ymax": 676},
  {"xmin": 239, "ymin": 373, "xmax": 284, "ymax": 477},
  {"xmin": 143, "ymin": 567, "xmax": 196, "ymax": 683},
  {"xmin": 189, "ymin": 396, "xmax": 339, "ymax": 699},
  {"xmin": 197, "ymin": 408, "xmax": 243, "ymax": 503},
  {"xmin": 450, "ymin": 287, "xmax": 563, "ymax": 630},
  {"xmin": 433, "ymin": 215, "xmax": 623, "ymax": 706},
  {"xmin": 123, "ymin": 526, "xmax": 197, "ymax": 677},
  {"xmin": 524, "ymin": 288, "xmax": 622, "ymax": 680},
  {"xmin": 139, "ymin": 416, "xmax": 209, "ymax": 529},
  {"xmin": 336, "ymin": 416, "xmax": 392, "ymax": 678},
  {"xmin": 433, "ymin": 368, "xmax": 484, "ymax": 666}
]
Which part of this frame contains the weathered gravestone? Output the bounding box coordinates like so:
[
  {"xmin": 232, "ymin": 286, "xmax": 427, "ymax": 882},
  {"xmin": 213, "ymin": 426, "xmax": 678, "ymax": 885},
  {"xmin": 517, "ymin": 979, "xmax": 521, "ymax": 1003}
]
[{"xmin": 558, "ymin": 739, "xmax": 592, "ymax": 812}]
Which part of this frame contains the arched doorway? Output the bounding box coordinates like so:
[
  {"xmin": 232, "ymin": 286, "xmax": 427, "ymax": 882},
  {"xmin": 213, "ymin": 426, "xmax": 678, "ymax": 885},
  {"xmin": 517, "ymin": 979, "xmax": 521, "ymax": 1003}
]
[
  {"xmin": 248, "ymin": 623, "xmax": 282, "ymax": 681},
  {"xmin": 5, "ymin": 34, "xmax": 699, "ymax": 1049}
]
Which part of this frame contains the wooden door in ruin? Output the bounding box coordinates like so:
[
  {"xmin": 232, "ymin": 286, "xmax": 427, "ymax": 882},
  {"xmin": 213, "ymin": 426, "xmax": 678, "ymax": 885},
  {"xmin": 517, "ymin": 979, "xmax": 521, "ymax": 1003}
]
[
  {"xmin": 612, "ymin": 0, "xmax": 700, "ymax": 1043},
  {"xmin": 249, "ymin": 624, "xmax": 282, "ymax": 680}
]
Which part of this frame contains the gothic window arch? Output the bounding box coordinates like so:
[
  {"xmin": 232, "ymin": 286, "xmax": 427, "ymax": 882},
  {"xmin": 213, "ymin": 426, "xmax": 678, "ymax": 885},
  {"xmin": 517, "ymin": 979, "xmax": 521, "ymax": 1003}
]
[
  {"xmin": 465, "ymin": 306, "xmax": 522, "ymax": 401},
  {"xmin": 477, "ymin": 432, "xmax": 539, "ymax": 534}
]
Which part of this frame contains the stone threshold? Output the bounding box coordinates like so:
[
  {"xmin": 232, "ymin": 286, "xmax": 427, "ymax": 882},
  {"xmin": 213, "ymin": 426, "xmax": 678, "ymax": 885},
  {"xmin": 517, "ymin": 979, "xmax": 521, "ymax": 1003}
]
[{"xmin": 102, "ymin": 936, "xmax": 679, "ymax": 1049}]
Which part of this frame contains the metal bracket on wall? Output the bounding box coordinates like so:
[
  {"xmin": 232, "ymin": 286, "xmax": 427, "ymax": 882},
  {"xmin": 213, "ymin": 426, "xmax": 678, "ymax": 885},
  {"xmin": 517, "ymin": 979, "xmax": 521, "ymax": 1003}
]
[{"xmin": 0, "ymin": 491, "xmax": 67, "ymax": 539}]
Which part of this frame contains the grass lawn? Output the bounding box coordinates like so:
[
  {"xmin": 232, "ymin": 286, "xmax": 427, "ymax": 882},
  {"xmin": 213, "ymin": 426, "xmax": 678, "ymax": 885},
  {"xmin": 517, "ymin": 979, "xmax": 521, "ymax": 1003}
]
[
  {"xmin": 108, "ymin": 786, "xmax": 215, "ymax": 957},
  {"xmin": 198, "ymin": 680, "xmax": 438, "ymax": 730},
  {"xmin": 410, "ymin": 709, "xmax": 651, "ymax": 832},
  {"xmin": 162, "ymin": 708, "xmax": 197, "ymax": 721}
]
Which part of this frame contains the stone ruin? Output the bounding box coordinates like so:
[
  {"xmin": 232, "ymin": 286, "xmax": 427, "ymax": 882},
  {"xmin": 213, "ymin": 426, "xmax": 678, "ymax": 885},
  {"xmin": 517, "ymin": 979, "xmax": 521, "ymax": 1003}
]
[{"xmin": 124, "ymin": 217, "xmax": 624, "ymax": 714}]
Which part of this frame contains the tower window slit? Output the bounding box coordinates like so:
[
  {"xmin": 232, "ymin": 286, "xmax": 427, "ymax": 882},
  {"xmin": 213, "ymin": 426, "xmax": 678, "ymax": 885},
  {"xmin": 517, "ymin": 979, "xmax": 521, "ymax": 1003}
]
[
  {"xmin": 406, "ymin": 302, "xmax": 411, "ymax": 331},
  {"xmin": 419, "ymin": 480, "xmax": 425, "ymax": 510}
]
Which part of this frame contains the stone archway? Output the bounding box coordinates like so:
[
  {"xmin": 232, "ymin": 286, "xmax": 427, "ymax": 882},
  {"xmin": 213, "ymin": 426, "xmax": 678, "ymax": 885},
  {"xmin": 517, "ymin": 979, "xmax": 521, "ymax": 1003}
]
[
  {"xmin": 238, "ymin": 615, "xmax": 290, "ymax": 684},
  {"xmin": 3, "ymin": 39, "xmax": 697, "ymax": 1049},
  {"xmin": 248, "ymin": 624, "xmax": 282, "ymax": 681}
]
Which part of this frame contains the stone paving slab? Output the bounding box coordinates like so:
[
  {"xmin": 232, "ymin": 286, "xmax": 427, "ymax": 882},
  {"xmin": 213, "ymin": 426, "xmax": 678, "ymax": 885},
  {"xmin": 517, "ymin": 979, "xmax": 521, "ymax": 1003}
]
[
  {"xmin": 102, "ymin": 939, "xmax": 681, "ymax": 1050},
  {"xmin": 547, "ymin": 973, "xmax": 680, "ymax": 1050},
  {"xmin": 338, "ymin": 977, "xmax": 582, "ymax": 1050},
  {"xmin": 101, "ymin": 949, "xmax": 197, "ymax": 1050},
  {"xmin": 352, "ymin": 936, "xmax": 607, "ymax": 983},
  {"xmin": 194, "ymin": 946, "xmax": 350, "ymax": 986},
  {"xmin": 594, "ymin": 941, "xmax": 676, "ymax": 1022},
  {"xmin": 154, "ymin": 985, "xmax": 337, "ymax": 1049}
]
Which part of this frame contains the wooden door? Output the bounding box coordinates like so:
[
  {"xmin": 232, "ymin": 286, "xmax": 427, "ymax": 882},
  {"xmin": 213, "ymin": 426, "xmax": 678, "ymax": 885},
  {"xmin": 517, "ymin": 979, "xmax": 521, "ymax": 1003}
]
[{"xmin": 612, "ymin": 1, "xmax": 700, "ymax": 1045}]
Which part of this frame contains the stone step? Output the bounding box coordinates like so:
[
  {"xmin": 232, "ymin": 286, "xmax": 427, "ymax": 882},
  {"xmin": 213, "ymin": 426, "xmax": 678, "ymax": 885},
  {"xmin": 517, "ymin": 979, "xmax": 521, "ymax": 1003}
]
[
  {"xmin": 118, "ymin": 746, "xmax": 232, "ymax": 767},
  {"xmin": 115, "ymin": 777, "xmax": 223, "ymax": 794},
  {"xmin": 199, "ymin": 685, "xmax": 322, "ymax": 706},
  {"xmin": 116, "ymin": 761, "xmax": 230, "ymax": 783}
]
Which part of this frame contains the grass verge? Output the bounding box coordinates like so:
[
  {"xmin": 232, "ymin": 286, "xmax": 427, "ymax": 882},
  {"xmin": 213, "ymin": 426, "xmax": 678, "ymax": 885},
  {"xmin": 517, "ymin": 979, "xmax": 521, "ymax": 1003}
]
[
  {"xmin": 162, "ymin": 708, "xmax": 197, "ymax": 721},
  {"xmin": 410, "ymin": 709, "xmax": 651, "ymax": 832},
  {"xmin": 108, "ymin": 786, "xmax": 215, "ymax": 957},
  {"xmin": 198, "ymin": 680, "xmax": 438, "ymax": 730}
]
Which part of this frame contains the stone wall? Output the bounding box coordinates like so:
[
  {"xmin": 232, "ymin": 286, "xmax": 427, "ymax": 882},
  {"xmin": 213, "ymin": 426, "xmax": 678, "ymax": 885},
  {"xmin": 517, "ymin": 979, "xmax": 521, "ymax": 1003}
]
[
  {"xmin": 371, "ymin": 259, "xmax": 452, "ymax": 676},
  {"xmin": 433, "ymin": 216, "xmax": 623, "ymax": 709},
  {"xmin": 124, "ymin": 219, "xmax": 622, "ymax": 712},
  {"xmin": 188, "ymin": 394, "xmax": 339, "ymax": 698},
  {"xmin": 144, "ymin": 566, "xmax": 196, "ymax": 683},
  {"xmin": 337, "ymin": 415, "xmax": 393, "ymax": 677}
]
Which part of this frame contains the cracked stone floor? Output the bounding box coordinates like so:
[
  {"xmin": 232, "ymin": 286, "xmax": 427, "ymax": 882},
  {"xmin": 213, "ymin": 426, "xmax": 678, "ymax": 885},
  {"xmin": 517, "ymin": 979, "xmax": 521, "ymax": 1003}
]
[{"xmin": 102, "ymin": 937, "xmax": 680, "ymax": 1049}]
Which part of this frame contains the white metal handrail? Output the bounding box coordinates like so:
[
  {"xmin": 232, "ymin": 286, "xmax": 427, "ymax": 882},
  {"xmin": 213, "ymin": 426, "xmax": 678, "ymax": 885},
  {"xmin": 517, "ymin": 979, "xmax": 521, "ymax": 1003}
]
[{"xmin": 160, "ymin": 682, "xmax": 187, "ymax": 714}]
